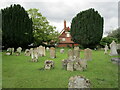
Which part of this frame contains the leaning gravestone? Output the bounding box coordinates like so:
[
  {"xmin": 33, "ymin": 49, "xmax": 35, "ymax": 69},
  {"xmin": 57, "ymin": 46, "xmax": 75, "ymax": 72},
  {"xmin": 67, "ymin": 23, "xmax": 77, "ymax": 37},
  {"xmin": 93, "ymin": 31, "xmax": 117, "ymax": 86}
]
[
  {"xmin": 84, "ymin": 48, "xmax": 92, "ymax": 61},
  {"xmin": 74, "ymin": 47, "xmax": 80, "ymax": 59},
  {"xmin": 68, "ymin": 75, "xmax": 90, "ymax": 88},
  {"xmin": 104, "ymin": 44, "xmax": 109, "ymax": 54},
  {"xmin": 60, "ymin": 49, "xmax": 64, "ymax": 54},
  {"xmin": 50, "ymin": 47, "xmax": 56, "ymax": 58},
  {"xmin": 44, "ymin": 60, "xmax": 54, "ymax": 70},
  {"xmin": 68, "ymin": 49, "xmax": 74, "ymax": 60},
  {"xmin": 109, "ymin": 40, "xmax": 118, "ymax": 56}
]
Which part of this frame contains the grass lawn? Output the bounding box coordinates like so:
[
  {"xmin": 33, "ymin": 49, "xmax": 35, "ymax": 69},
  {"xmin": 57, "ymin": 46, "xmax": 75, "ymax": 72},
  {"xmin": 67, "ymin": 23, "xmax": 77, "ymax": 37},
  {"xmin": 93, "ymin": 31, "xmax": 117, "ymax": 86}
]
[{"xmin": 2, "ymin": 48, "xmax": 118, "ymax": 88}]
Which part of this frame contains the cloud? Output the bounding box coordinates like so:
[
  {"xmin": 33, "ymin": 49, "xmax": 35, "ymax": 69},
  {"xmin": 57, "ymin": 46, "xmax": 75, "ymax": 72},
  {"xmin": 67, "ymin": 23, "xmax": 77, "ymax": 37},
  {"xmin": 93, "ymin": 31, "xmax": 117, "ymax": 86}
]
[{"xmin": 0, "ymin": 0, "xmax": 119, "ymax": 37}]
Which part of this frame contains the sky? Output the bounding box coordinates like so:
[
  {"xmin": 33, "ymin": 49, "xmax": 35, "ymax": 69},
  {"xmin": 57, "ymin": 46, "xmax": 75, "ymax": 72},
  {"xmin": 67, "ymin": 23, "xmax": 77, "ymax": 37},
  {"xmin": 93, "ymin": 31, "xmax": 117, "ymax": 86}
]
[{"xmin": 0, "ymin": 0, "xmax": 119, "ymax": 37}]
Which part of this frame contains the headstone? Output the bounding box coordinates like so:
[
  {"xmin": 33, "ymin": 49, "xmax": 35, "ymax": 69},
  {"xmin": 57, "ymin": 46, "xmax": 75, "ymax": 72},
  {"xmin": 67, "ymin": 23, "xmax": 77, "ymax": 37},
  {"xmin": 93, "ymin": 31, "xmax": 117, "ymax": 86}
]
[
  {"xmin": 62, "ymin": 59, "xmax": 68, "ymax": 70},
  {"xmin": 84, "ymin": 48, "xmax": 92, "ymax": 61},
  {"xmin": 67, "ymin": 60, "xmax": 74, "ymax": 71},
  {"xmin": 68, "ymin": 49, "xmax": 74, "ymax": 60},
  {"xmin": 109, "ymin": 40, "xmax": 118, "ymax": 56},
  {"xmin": 60, "ymin": 49, "xmax": 64, "ymax": 54},
  {"xmin": 46, "ymin": 47, "xmax": 49, "ymax": 51},
  {"xmin": 31, "ymin": 48, "xmax": 38, "ymax": 62},
  {"xmin": 74, "ymin": 47, "xmax": 80, "ymax": 59},
  {"xmin": 44, "ymin": 60, "xmax": 54, "ymax": 70},
  {"xmin": 73, "ymin": 59, "xmax": 83, "ymax": 71},
  {"xmin": 50, "ymin": 47, "xmax": 56, "ymax": 58},
  {"xmin": 79, "ymin": 59, "xmax": 87, "ymax": 70},
  {"xmin": 16, "ymin": 47, "xmax": 22, "ymax": 56},
  {"xmin": 37, "ymin": 46, "xmax": 46, "ymax": 57},
  {"xmin": 24, "ymin": 49, "xmax": 30, "ymax": 56},
  {"xmin": 6, "ymin": 48, "xmax": 14, "ymax": 55},
  {"xmin": 104, "ymin": 44, "xmax": 109, "ymax": 54},
  {"xmin": 68, "ymin": 75, "xmax": 90, "ymax": 88}
]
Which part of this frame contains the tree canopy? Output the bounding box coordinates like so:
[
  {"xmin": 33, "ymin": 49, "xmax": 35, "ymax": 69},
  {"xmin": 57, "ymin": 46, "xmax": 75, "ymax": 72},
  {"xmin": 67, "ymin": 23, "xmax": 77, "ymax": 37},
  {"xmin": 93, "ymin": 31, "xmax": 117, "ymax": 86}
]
[
  {"xmin": 27, "ymin": 8, "xmax": 59, "ymax": 46},
  {"xmin": 70, "ymin": 8, "xmax": 104, "ymax": 48},
  {"xmin": 2, "ymin": 4, "xmax": 33, "ymax": 49}
]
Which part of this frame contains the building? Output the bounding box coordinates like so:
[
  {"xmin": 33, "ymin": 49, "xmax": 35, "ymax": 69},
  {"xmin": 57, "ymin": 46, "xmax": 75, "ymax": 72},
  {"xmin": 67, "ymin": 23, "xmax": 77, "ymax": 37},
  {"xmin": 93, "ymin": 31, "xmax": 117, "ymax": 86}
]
[{"xmin": 57, "ymin": 20, "xmax": 78, "ymax": 47}]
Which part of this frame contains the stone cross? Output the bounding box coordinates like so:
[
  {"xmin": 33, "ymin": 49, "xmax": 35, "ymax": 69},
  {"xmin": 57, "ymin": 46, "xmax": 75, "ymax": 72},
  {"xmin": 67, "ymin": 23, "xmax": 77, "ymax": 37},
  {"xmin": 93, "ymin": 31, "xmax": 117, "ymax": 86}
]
[{"xmin": 104, "ymin": 44, "xmax": 109, "ymax": 54}]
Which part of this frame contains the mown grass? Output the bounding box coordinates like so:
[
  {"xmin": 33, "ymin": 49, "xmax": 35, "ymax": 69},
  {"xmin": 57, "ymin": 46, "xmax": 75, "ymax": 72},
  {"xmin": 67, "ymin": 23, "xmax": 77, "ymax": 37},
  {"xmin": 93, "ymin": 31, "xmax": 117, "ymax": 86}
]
[{"xmin": 2, "ymin": 48, "xmax": 118, "ymax": 88}]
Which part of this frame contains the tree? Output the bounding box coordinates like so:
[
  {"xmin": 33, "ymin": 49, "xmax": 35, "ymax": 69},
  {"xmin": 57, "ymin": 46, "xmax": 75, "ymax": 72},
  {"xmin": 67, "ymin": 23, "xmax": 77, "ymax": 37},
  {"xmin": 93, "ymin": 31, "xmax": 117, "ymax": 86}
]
[
  {"xmin": 107, "ymin": 28, "xmax": 120, "ymax": 43},
  {"xmin": 27, "ymin": 8, "xmax": 59, "ymax": 46},
  {"xmin": 2, "ymin": 4, "xmax": 33, "ymax": 49},
  {"xmin": 70, "ymin": 8, "xmax": 104, "ymax": 48},
  {"xmin": 100, "ymin": 37, "xmax": 118, "ymax": 47}
]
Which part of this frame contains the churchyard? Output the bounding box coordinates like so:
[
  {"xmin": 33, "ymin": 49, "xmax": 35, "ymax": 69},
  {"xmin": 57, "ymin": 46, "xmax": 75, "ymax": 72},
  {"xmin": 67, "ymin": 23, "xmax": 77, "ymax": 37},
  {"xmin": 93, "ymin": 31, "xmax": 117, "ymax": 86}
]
[{"xmin": 2, "ymin": 47, "xmax": 118, "ymax": 88}]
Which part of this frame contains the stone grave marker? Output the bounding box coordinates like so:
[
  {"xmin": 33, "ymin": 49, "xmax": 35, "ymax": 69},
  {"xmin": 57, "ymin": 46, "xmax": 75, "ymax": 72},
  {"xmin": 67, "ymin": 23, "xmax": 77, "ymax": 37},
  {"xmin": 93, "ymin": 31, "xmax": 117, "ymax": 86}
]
[
  {"xmin": 50, "ymin": 47, "xmax": 56, "ymax": 58},
  {"xmin": 84, "ymin": 48, "xmax": 92, "ymax": 61},
  {"xmin": 110, "ymin": 40, "xmax": 118, "ymax": 56},
  {"xmin": 44, "ymin": 60, "xmax": 54, "ymax": 70}
]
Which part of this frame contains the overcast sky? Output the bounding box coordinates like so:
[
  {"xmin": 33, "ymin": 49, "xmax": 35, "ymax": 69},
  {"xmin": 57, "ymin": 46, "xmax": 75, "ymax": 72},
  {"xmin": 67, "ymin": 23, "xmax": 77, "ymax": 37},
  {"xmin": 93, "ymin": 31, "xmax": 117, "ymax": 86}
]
[{"xmin": 0, "ymin": 0, "xmax": 119, "ymax": 37}]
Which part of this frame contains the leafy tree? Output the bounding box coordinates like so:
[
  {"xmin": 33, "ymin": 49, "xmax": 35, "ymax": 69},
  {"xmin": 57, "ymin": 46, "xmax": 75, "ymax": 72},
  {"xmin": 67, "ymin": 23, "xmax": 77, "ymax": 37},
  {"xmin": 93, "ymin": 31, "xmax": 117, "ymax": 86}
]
[
  {"xmin": 70, "ymin": 8, "xmax": 104, "ymax": 48},
  {"xmin": 2, "ymin": 4, "xmax": 33, "ymax": 49},
  {"xmin": 107, "ymin": 28, "xmax": 120, "ymax": 43},
  {"xmin": 100, "ymin": 37, "xmax": 118, "ymax": 47},
  {"xmin": 27, "ymin": 8, "xmax": 59, "ymax": 46}
]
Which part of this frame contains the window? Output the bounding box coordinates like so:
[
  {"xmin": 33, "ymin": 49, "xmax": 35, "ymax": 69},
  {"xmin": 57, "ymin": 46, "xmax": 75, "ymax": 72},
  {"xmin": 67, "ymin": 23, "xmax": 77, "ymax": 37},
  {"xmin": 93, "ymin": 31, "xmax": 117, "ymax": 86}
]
[
  {"xmin": 66, "ymin": 33, "xmax": 70, "ymax": 37},
  {"xmin": 62, "ymin": 38, "xmax": 66, "ymax": 41}
]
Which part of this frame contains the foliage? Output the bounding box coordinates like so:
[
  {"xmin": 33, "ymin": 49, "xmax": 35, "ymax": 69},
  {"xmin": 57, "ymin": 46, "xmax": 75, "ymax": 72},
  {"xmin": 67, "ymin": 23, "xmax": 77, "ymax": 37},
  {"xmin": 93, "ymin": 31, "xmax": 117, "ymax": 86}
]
[
  {"xmin": 27, "ymin": 8, "xmax": 59, "ymax": 46},
  {"xmin": 2, "ymin": 48, "xmax": 118, "ymax": 88},
  {"xmin": 2, "ymin": 4, "xmax": 33, "ymax": 49},
  {"xmin": 70, "ymin": 8, "xmax": 104, "ymax": 49},
  {"xmin": 100, "ymin": 37, "xmax": 118, "ymax": 47},
  {"xmin": 107, "ymin": 28, "xmax": 120, "ymax": 43}
]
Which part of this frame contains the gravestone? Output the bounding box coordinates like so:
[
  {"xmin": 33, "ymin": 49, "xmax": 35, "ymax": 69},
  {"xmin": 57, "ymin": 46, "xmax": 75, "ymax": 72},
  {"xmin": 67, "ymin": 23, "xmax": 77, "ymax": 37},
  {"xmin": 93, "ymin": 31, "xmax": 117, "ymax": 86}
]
[
  {"xmin": 74, "ymin": 47, "xmax": 80, "ymax": 59},
  {"xmin": 50, "ymin": 47, "xmax": 56, "ymax": 58},
  {"xmin": 6, "ymin": 48, "xmax": 14, "ymax": 55},
  {"xmin": 16, "ymin": 47, "xmax": 22, "ymax": 56},
  {"xmin": 24, "ymin": 49, "xmax": 30, "ymax": 56},
  {"xmin": 38, "ymin": 46, "xmax": 43, "ymax": 57},
  {"xmin": 46, "ymin": 47, "xmax": 49, "ymax": 51},
  {"xmin": 31, "ymin": 48, "xmax": 38, "ymax": 62},
  {"xmin": 84, "ymin": 48, "xmax": 92, "ymax": 61},
  {"xmin": 44, "ymin": 60, "xmax": 54, "ymax": 70},
  {"xmin": 104, "ymin": 44, "xmax": 109, "ymax": 54},
  {"xmin": 67, "ymin": 60, "xmax": 74, "ymax": 71},
  {"xmin": 109, "ymin": 40, "xmax": 118, "ymax": 56},
  {"xmin": 68, "ymin": 49, "xmax": 74, "ymax": 60},
  {"xmin": 60, "ymin": 49, "xmax": 64, "ymax": 54},
  {"xmin": 68, "ymin": 75, "xmax": 90, "ymax": 88},
  {"xmin": 62, "ymin": 59, "xmax": 68, "ymax": 70}
]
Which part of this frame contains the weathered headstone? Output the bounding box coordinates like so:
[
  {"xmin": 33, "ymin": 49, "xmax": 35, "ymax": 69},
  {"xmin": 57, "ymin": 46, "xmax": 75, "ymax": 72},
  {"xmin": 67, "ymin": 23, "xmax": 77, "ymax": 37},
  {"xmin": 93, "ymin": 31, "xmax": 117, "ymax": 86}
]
[
  {"xmin": 68, "ymin": 75, "xmax": 90, "ymax": 88},
  {"xmin": 62, "ymin": 59, "xmax": 68, "ymax": 70},
  {"xmin": 104, "ymin": 44, "xmax": 109, "ymax": 54},
  {"xmin": 38, "ymin": 46, "xmax": 46, "ymax": 57},
  {"xmin": 6, "ymin": 48, "xmax": 14, "ymax": 55},
  {"xmin": 68, "ymin": 49, "xmax": 74, "ymax": 60},
  {"xmin": 73, "ymin": 59, "xmax": 83, "ymax": 71},
  {"xmin": 16, "ymin": 47, "xmax": 22, "ymax": 56},
  {"xmin": 50, "ymin": 47, "xmax": 56, "ymax": 58},
  {"xmin": 110, "ymin": 40, "xmax": 118, "ymax": 56},
  {"xmin": 60, "ymin": 49, "xmax": 64, "ymax": 54},
  {"xmin": 84, "ymin": 48, "xmax": 92, "ymax": 61},
  {"xmin": 31, "ymin": 48, "xmax": 38, "ymax": 62},
  {"xmin": 44, "ymin": 60, "xmax": 54, "ymax": 70},
  {"xmin": 74, "ymin": 47, "xmax": 80, "ymax": 59},
  {"xmin": 24, "ymin": 49, "xmax": 30, "ymax": 56},
  {"xmin": 67, "ymin": 60, "xmax": 74, "ymax": 71}
]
